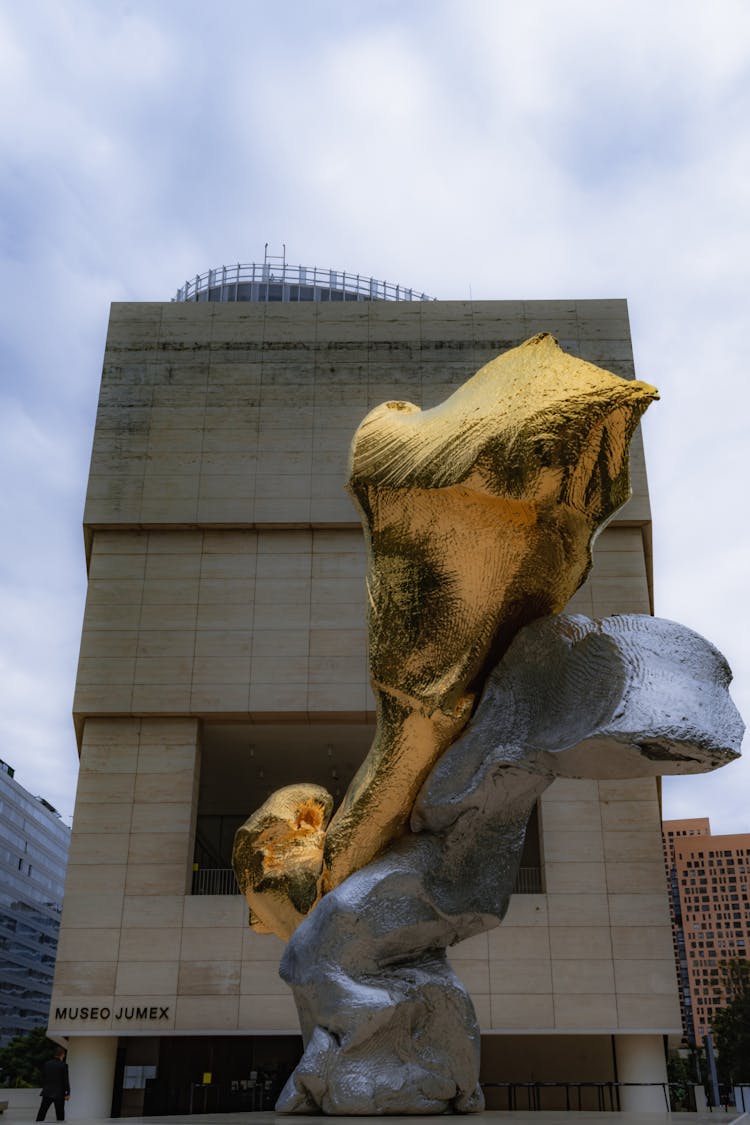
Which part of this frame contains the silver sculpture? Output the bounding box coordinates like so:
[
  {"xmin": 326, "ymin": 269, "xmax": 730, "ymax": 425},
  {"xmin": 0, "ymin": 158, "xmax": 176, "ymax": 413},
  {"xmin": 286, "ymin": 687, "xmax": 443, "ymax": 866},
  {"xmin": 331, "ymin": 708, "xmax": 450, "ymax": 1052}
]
[{"xmin": 276, "ymin": 614, "xmax": 743, "ymax": 1114}]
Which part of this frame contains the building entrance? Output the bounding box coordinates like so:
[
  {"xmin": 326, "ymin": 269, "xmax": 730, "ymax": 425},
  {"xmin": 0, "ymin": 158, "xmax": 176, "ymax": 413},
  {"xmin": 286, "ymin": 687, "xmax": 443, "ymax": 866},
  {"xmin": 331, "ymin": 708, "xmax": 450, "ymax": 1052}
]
[{"xmin": 113, "ymin": 1034, "xmax": 303, "ymax": 1117}]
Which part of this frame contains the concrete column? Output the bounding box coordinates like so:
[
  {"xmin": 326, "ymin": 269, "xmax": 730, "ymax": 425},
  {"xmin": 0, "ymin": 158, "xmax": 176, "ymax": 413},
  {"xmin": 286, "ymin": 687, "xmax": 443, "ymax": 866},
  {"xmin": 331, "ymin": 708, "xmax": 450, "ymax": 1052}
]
[
  {"xmin": 65, "ymin": 1036, "xmax": 117, "ymax": 1120},
  {"xmin": 614, "ymin": 1033, "xmax": 668, "ymax": 1112}
]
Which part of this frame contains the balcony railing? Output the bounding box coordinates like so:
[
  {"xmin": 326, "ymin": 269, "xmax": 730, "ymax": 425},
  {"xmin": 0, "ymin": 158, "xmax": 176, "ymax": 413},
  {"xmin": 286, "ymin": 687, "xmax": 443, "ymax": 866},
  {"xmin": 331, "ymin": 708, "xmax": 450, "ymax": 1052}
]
[
  {"xmin": 192, "ymin": 867, "xmax": 240, "ymax": 895},
  {"xmin": 174, "ymin": 262, "xmax": 433, "ymax": 304},
  {"xmin": 191, "ymin": 865, "xmax": 543, "ymax": 896},
  {"xmin": 513, "ymin": 866, "xmax": 543, "ymax": 893}
]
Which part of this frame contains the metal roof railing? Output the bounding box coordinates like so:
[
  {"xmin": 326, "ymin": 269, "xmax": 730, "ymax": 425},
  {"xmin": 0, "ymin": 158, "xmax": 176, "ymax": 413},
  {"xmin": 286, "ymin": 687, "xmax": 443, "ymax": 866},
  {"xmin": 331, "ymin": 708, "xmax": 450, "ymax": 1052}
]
[{"xmin": 174, "ymin": 262, "xmax": 433, "ymax": 304}]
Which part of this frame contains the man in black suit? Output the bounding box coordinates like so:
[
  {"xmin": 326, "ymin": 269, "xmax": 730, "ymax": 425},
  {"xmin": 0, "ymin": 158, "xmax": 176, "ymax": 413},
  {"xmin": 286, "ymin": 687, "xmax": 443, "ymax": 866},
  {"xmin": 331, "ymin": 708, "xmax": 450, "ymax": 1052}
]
[{"xmin": 36, "ymin": 1047, "xmax": 70, "ymax": 1121}]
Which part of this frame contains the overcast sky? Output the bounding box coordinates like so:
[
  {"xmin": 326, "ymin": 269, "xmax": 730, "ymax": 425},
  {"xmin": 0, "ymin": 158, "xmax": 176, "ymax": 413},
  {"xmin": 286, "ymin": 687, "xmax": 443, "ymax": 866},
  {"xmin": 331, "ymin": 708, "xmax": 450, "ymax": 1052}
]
[{"xmin": 1, "ymin": 0, "xmax": 747, "ymax": 833}]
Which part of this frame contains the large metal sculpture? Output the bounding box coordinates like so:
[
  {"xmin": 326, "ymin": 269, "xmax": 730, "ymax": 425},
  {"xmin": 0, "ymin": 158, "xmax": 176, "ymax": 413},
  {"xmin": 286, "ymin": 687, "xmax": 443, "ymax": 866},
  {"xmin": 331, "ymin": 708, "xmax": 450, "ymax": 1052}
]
[{"xmin": 233, "ymin": 333, "xmax": 743, "ymax": 1114}]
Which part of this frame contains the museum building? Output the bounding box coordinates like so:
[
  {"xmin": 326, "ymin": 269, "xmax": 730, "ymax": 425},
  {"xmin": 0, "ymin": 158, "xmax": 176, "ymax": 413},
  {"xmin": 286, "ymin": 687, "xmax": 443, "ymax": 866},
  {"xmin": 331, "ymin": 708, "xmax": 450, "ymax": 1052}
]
[{"xmin": 48, "ymin": 260, "xmax": 679, "ymax": 1117}]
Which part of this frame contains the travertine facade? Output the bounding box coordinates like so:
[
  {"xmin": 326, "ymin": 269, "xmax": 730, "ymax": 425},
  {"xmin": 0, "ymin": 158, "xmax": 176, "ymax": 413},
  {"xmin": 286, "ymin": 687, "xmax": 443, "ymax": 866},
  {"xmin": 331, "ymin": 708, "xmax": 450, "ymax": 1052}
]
[{"xmin": 51, "ymin": 299, "xmax": 677, "ymax": 1116}]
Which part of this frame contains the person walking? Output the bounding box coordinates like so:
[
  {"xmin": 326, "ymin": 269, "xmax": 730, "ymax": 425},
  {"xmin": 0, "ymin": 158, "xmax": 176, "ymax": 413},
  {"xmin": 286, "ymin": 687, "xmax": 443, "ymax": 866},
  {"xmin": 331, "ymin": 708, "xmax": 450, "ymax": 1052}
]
[{"xmin": 36, "ymin": 1046, "xmax": 70, "ymax": 1121}]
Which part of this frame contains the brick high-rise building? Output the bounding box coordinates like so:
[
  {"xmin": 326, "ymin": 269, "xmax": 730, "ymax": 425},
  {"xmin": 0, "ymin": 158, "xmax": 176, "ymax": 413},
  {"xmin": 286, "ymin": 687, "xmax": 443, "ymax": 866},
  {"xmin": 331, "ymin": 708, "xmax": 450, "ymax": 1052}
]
[{"xmin": 663, "ymin": 818, "xmax": 750, "ymax": 1043}]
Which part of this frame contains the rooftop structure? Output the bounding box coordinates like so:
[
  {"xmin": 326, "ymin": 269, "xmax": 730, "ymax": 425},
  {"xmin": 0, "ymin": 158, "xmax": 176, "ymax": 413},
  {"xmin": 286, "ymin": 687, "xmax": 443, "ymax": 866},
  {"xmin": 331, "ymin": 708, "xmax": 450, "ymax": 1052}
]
[{"xmin": 174, "ymin": 248, "xmax": 433, "ymax": 304}]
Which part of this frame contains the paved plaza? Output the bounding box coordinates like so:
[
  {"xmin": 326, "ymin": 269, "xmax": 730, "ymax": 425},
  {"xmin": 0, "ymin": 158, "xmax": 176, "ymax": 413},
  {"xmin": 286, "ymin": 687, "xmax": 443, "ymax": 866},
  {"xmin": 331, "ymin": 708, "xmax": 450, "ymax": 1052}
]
[{"xmin": 2, "ymin": 1108, "xmax": 747, "ymax": 1125}]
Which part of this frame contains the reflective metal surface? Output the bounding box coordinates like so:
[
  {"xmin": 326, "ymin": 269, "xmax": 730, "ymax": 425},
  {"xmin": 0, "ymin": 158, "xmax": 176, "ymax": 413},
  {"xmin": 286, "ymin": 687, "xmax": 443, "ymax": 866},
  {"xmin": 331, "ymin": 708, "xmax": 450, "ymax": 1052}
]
[
  {"xmin": 233, "ymin": 335, "xmax": 658, "ymax": 939},
  {"xmin": 226, "ymin": 334, "xmax": 745, "ymax": 1115},
  {"xmin": 277, "ymin": 613, "xmax": 742, "ymax": 1114},
  {"xmin": 233, "ymin": 784, "xmax": 333, "ymax": 940},
  {"xmin": 325, "ymin": 333, "xmax": 658, "ymax": 890}
]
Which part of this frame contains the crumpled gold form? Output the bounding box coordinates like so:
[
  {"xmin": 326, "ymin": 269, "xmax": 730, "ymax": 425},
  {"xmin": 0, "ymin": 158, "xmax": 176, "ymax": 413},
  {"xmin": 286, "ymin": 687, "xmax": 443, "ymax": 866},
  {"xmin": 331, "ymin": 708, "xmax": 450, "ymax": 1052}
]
[
  {"xmin": 233, "ymin": 784, "xmax": 333, "ymax": 940},
  {"xmin": 233, "ymin": 333, "xmax": 658, "ymax": 938},
  {"xmin": 323, "ymin": 333, "xmax": 658, "ymax": 888}
]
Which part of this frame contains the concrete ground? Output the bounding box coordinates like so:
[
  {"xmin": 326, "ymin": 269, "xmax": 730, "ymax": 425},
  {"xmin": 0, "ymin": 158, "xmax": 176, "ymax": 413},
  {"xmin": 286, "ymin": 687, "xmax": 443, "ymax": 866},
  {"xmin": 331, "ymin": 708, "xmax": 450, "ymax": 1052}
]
[
  {"xmin": 2, "ymin": 1110, "xmax": 747, "ymax": 1125},
  {"xmin": 114, "ymin": 1116, "xmax": 746, "ymax": 1125}
]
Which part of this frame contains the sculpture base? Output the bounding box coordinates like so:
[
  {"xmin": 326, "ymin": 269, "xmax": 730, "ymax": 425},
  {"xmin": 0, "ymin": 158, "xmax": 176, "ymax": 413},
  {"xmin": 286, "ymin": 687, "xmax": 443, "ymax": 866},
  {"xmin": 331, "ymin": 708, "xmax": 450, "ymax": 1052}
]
[{"xmin": 276, "ymin": 956, "xmax": 484, "ymax": 1115}]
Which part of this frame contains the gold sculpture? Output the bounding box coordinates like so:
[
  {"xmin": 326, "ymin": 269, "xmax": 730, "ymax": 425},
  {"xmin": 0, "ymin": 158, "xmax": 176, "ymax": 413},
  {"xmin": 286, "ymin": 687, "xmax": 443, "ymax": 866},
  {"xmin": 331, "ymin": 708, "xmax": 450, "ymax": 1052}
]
[{"xmin": 233, "ymin": 333, "xmax": 658, "ymax": 940}]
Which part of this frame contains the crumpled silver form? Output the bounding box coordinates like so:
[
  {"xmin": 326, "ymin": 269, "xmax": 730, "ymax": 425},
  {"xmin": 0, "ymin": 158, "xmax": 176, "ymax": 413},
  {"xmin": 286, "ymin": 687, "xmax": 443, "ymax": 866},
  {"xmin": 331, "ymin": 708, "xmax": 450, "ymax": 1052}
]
[{"xmin": 276, "ymin": 613, "xmax": 742, "ymax": 1115}]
